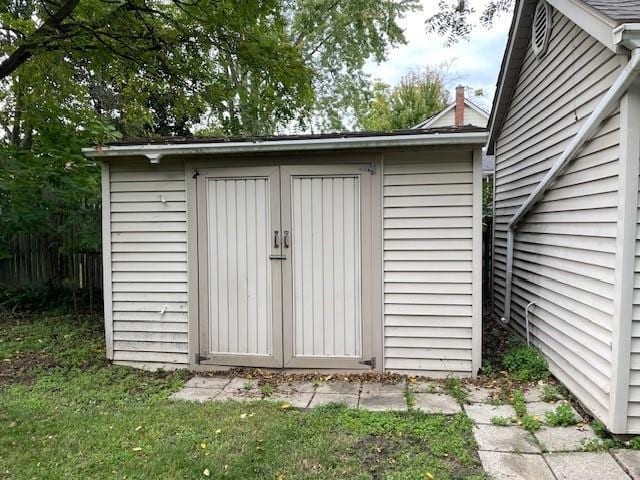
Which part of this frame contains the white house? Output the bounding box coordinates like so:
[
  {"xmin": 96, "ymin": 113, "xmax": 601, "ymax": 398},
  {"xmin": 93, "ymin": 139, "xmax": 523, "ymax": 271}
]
[
  {"xmin": 84, "ymin": 127, "xmax": 486, "ymax": 378},
  {"xmin": 489, "ymin": 0, "xmax": 640, "ymax": 433}
]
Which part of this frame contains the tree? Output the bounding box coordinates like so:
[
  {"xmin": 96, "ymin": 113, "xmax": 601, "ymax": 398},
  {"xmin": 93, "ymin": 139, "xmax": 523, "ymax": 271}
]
[
  {"xmin": 356, "ymin": 68, "xmax": 449, "ymax": 131},
  {"xmin": 426, "ymin": 0, "xmax": 513, "ymax": 45}
]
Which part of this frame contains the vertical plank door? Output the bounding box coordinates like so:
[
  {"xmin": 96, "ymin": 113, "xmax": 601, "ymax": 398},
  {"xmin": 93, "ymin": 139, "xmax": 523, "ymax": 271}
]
[
  {"xmin": 197, "ymin": 166, "xmax": 283, "ymax": 367},
  {"xmin": 280, "ymin": 165, "xmax": 373, "ymax": 369}
]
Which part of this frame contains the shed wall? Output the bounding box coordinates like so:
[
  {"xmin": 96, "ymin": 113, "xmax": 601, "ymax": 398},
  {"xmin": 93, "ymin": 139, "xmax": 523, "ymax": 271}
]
[
  {"xmin": 492, "ymin": 8, "xmax": 622, "ymax": 422},
  {"xmin": 107, "ymin": 159, "xmax": 190, "ymax": 366},
  {"xmin": 383, "ymin": 150, "xmax": 478, "ymax": 376}
]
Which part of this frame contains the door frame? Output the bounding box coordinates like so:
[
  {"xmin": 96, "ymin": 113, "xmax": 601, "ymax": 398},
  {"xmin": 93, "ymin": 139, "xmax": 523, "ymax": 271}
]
[
  {"xmin": 185, "ymin": 154, "xmax": 384, "ymax": 371},
  {"xmin": 194, "ymin": 165, "xmax": 284, "ymax": 367}
]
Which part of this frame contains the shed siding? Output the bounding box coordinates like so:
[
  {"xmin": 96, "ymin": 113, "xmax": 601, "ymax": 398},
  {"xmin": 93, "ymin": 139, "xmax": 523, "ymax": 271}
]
[
  {"xmin": 108, "ymin": 159, "xmax": 189, "ymax": 365},
  {"xmin": 383, "ymin": 151, "xmax": 475, "ymax": 376},
  {"xmin": 493, "ymin": 8, "xmax": 621, "ymax": 421},
  {"xmin": 428, "ymin": 105, "xmax": 488, "ymax": 129}
]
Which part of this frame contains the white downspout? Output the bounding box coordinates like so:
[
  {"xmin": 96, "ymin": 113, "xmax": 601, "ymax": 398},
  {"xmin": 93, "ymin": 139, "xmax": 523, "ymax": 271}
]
[{"xmin": 501, "ymin": 25, "xmax": 640, "ymax": 324}]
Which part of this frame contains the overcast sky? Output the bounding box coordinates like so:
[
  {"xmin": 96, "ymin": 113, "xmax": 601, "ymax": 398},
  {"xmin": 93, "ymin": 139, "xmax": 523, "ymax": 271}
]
[{"xmin": 363, "ymin": 0, "xmax": 513, "ymax": 111}]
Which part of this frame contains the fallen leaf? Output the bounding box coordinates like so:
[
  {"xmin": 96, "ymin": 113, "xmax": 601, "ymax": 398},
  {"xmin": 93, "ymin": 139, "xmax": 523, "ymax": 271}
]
[
  {"xmin": 200, "ymin": 443, "xmax": 207, "ymax": 449},
  {"xmin": 135, "ymin": 426, "xmax": 142, "ymax": 432},
  {"xmin": 426, "ymin": 473, "xmax": 434, "ymax": 480},
  {"xmin": 277, "ymin": 474, "xmax": 285, "ymax": 480},
  {"xmin": 203, "ymin": 468, "xmax": 210, "ymax": 477},
  {"xmin": 215, "ymin": 429, "xmax": 222, "ymax": 434},
  {"xmin": 132, "ymin": 447, "xmax": 142, "ymax": 452},
  {"xmin": 280, "ymin": 403, "xmax": 291, "ymax": 409},
  {"xmin": 249, "ymin": 413, "xmax": 255, "ymax": 417},
  {"xmin": 240, "ymin": 413, "xmax": 248, "ymax": 419}
]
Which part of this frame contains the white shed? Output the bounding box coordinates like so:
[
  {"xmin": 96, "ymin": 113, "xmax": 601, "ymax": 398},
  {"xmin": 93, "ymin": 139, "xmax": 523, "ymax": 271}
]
[
  {"xmin": 84, "ymin": 128, "xmax": 486, "ymax": 377},
  {"xmin": 489, "ymin": 0, "xmax": 640, "ymax": 434}
]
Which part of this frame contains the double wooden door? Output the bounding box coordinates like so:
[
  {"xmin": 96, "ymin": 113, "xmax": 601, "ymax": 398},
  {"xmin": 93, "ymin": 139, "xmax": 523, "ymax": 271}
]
[{"xmin": 196, "ymin": 164, "xmax": 373, "ymax": 369}]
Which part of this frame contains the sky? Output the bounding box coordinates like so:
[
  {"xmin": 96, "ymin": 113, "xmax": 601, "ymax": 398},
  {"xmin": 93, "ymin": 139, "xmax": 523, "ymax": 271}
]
[{"xmin": 363, "ymin": 0, "xmax": 512, "ymax": 111}]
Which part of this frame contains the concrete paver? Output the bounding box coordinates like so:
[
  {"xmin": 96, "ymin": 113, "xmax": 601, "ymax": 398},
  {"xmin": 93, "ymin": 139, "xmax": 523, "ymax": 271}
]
[
  {"xmin": 478, "ymin": 451, "xmax": 555, "ymax": 480},
  {"xmin": 359, "ymin": 393, "xmax": 408, "ymax": 411},
  {"xmin": 184, "ymin": 377, "xmax": 230, "ymax": 389},
  {"xmin": 474, "ymin": 424, "xmax": 540, "ymax": 453},
  {"xmin": 544, "ymin": 452, "xmax": 630, "ymax": 480},
  {"xmin": 534, "ymin": 425, "xmax": 598, "ymax": 452},
  {"xmin": 612, "ymin": 449, "xmax": 640, "ymax": 479},
  {"xmin": 526, "ymin": 401, "xmax": 581, "ymax": 423},
  {"xmin": 361, "ymin": 381, "xmax": 406, "ymax": 395},
  {"xmin": 170, "ymin": 387, "xmax": 221, "ymax": 402},
  {"xmin": 307, "ymin": 393, "xmax": 359, "ymax": 408},
  {"xmin": 413, "ymin": 393, "xmax": 461, "ymax": 414},
  {"xmin": 464, "ymin": 403, "xmax": 517, "ymax": 424},
  {"xmin": 315, "ymin": 380, "xmax": 361, "ymax": 395}
]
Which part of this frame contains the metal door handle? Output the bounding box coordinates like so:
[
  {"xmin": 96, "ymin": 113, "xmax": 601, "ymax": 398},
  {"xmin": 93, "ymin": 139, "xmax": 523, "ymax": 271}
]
[
  {"xmin": 283, "ymin": 230, "xmax": 289, "ymax": 248},
  {"xmin": 274, "ymin": 230, "xmax": 279, "ymax": 248}
]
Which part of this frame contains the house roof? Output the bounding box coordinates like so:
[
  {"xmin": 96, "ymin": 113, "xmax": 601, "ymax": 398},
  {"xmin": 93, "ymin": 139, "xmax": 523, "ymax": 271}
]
[
  {"xmin": 486, "ymin": 0, "xmax": 639, "ymax": 154},
  {"xmin": 83, "ymin": 126, "xmax": 487, "ymax": 159},
  {"xmin": 413, "ymin": 99, "xmax": 489, "ymax": 129},
  {"xmin": 581, "ymin": 0, "xmax": 640, "ymax": 22}
]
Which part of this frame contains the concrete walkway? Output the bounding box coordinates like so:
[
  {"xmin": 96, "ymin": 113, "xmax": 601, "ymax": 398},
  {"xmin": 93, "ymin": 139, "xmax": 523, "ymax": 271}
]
[{"xmin": 171, "ymin": 377, "xmax": 640, "ymax": 479}]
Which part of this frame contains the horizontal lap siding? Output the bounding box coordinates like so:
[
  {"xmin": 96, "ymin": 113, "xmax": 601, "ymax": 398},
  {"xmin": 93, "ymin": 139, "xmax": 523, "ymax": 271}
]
[
  {"xmin": 109, "ymin": 159, "xmax": 189, "ymax": 365},
  {"xmin": 628, "ymin": 183, "xmax": 640, "ymax": 431},
  {"xmin": 384, "ymin": 151, "xmax": 474, "ymax": 376},
  {"xmin": 493, "ymin": 8, "xmax": 620, "ymax": 421}
]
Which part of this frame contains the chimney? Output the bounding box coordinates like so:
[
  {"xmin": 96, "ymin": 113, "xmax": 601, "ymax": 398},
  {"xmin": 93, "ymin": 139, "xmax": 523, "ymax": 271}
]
[{"xmin": 455, "ymin": 85, "xmax": 465, "ymax": 127}]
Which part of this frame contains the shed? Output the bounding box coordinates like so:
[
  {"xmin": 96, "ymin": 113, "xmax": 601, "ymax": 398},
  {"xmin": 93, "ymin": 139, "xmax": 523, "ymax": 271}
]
[
  {"xmin": 489, "ymin": 0, "xmax": 640, "ymax": 433},
  {"xmin": 84, "ymin": 127, "xmax": 486, "ymax": 377}
]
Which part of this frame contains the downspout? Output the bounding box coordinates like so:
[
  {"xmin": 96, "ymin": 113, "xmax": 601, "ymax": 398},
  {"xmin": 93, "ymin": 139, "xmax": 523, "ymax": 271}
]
[{"xmin": 501, "ymin": 24, "xmax": 640, "ymax": 324}]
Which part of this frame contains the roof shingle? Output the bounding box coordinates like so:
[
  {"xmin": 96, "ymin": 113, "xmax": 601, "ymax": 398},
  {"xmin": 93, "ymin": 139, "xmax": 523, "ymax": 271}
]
[{"xmin": 581, "ymin": 0, "xmax": 640, "ymax": 22}]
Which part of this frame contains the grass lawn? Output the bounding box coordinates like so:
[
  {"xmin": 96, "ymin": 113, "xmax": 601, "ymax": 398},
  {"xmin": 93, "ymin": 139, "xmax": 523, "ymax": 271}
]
[{"xmin": 0, "ymin": 313, "xmax": 484, "ymax": 479}]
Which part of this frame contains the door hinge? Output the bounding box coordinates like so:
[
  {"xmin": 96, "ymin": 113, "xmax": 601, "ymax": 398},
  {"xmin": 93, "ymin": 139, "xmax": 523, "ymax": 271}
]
[
  {"xmin": 192, "ymin": 169, "xmax": 200, "ymax": 179},
  {"xmin": 359, "ymin": 357, "xmax": 376, "ymax": 369},
  {"xmin": 367, "ymin": 162, "xmax": 376, "ymax": 175},
  {"xmin": 195, "ymin": 353, "xmax": 209, "ymax": 363}
]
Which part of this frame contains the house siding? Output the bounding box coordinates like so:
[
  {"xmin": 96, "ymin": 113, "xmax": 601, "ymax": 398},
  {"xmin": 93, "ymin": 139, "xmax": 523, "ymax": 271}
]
[
  {"xmin": 383, "ymin": 150, "xmax": 477, "ymax": 376},
  {"xmin": 629, "ymin": 177, "xmax": 640, "ymax": 431},
  {"xmin": 493, "ymin": 8, "xmax": 622, "ymax": 422},
  {"xmin": 107, "ymin": 159, "xmax": 189, "ymax": 366}
]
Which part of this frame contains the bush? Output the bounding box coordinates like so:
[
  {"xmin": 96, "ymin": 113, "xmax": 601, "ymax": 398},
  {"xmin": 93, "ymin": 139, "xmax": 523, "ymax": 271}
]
[
  {"xmin": 503, "ymin": 345, "xmax": 549, "ymax": 382},
  {"xmin": 0, "ymin": 284, "xmax": 101, "ymax": 313}
]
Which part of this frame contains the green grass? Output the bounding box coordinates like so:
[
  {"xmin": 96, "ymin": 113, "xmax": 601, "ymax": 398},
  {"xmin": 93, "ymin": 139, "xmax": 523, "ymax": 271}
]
[
  {"xmin": 502, "ymin": 344, "xmax": 549, "ymax": 382},
  {"xmin": 0, "ymin": 313, "xmax": 485, "ymax": 479},
  {"xmin": 443, "ymin": 376, "xmax": 469, "ymax": 405},
  {"xmin": 545, "ymin": 404, "xmax": 577, "ymax": 427}
]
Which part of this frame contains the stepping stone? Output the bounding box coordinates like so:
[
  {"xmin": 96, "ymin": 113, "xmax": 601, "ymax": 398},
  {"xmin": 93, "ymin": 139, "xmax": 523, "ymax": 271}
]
[
  {"xmin": 359, "ymin": 393, "xmax": 407, "ymax": 411},
  {"xmin": 222, "ymin": 377, "xmax": 261, "ymax": 395},
  {"xmin": 612, "ymin": 449, "xmax": 640, "ymax": 479},
  {"xmin": 467, "ymin": 385, "xmax": 498, "ymax": 403},
  {"xmin": 526, "ymin": 401, "xmax": 581, "ymax": 423},
  {"xmin": 184, "ymin": 376, "xmax": 230, "ymax": 389},
  {"xmin": 170, "ymin": 387, "xmax": 221, "ymax": 402},
  {"xmin": 413, "ymin": 393, "xmax": 461, "ymax": 414},
  {"xmin": 266, "ymin": 392, "xmax": 314, "ymax": 409},
  {"xmin": 274, "ymin": 381, "xmax": 316, "ymax": 394},
  {"xmin": 478, "ymin": 451, "xmax": 555, "ymax": 480},
  {"xmin": 361, "ymin": 381, "xmax": 405, "ymax": 395},
  {"xmin": 308, "ymin": 393, "xmax": 358, "ymax": 408},
  {"xmin": 474, "ymin": 424, "xmax": 540, "ymax": 453},
  {"xmin": 315, "ymin": 380, "xmax": 361, "ymax": 395},
  {"xmin": 544, "ymin": 452, "xmax": 630, "ymax": 480},
  {"xmin": 464, "ymin": 403, "xmax": 516, "ymax": 424},
  {"xmin": 524, "ymin": 384, "xmax": 546, "ymax": 402},
  {"xmin": 534, "ymin": 425, "xmax": 598, "ymax": 452},
  {"xmin": 213, "ymin": 390, "xmax": 262, "ymax": 401},
  {"xmin": 408, "ymin": 381, "xmax": 441, "ymax": 394}
]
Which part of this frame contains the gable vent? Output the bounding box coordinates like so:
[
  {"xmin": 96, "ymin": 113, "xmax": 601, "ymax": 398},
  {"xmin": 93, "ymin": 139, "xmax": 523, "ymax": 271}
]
[{"xmin": 532, "ymin": 1, "xmax": 552, "ymax": 58}]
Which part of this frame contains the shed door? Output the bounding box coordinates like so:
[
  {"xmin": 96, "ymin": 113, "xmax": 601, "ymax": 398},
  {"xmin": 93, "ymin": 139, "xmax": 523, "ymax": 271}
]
[
  {"xmin": 280, "ymin": 165, "xmax": 372, "ymax": 369},
  {"xmin": 197, "ymin": 167, "xmax": 283, "ymax": 367}
]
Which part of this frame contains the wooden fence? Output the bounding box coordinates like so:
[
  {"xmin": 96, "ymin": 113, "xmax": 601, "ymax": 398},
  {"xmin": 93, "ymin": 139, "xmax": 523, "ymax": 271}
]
[{"xmin": 0, "ymin": 234, "xmax": 102, "ymax": 295}]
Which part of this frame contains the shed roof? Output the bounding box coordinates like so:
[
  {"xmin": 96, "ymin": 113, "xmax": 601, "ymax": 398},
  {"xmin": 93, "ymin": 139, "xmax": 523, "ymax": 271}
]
[{"xmin": 83, "ymin": 126, "xmax": 487, "ymax": 159}]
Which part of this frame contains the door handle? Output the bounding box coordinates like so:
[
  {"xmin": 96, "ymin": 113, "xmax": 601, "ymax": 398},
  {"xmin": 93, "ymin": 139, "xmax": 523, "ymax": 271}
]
[
  {"xmin": 283, "ymin": 230, "xmax": 289, "ymax": 248},
  {"xmin": 269, "ymin": 254, "xmax": 287, "ymax": 260},
  {"xmin": 274, "ymin": 230, "xmax": 279, "ymax": 248}
]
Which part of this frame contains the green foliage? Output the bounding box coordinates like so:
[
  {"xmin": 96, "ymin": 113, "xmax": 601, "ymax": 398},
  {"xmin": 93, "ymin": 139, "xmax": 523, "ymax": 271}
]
[
  {"xmin": 582, "ymin": 438, "xmax": 620, "ymax": 452},
  {"xmin": 545, "ymin": 404, "xmax": 578, "ymax": 427},
  {"xmin": 629, "ymin": 436, "xmax": 640, "ymax": 450},
  {"xmin": 483, "ymin": 176, "xmax": 494, "ymax": 218},
  {"xmin": 511, "ymin": 390, "xmax": 527, "ymax": 417},
  {"xmin": 0, "ymin": 313, "xmax": 484, "ymax": 479},
  {"xmin": 356, "ymin": 67, "xmax": 449, "ymax": 131},
  {"xmin": 404, "ymin": 387, "xmax": 416, "ymax": 409},
  {"xmin": 443, "ymin": 376, "xmax": 469, "ymax": 405},
  {"xmin": 481, "ymin": 361, "xmax": 497, "ymax": 378},
  {"xmin": 491, "ymin": 416, "xmax": 510, "ymax": 426},
  {"xmin": 502, "ymin": 345, "xmax": 549, "ymax": 382},
  {"xmin": 542, "ymin": 384, "xmax": 561, "ymax": 403},
  {"xmin": 591, "ymin": 420, "xmax": 608, "ymax": 438},
  {"xmin": 0, "ymin": 284, "xmax": 99, "ymax": 313},
  {"xmin": 243, "ymin": 380, "xmax": 254, "ymax": 390},
  {"xmin": 260, "ymin": 383, "xmax": 273, "ymax": 397},
  {"xmin": 520, "ymin": 414, "xmax": 541, "ymax": 432}
]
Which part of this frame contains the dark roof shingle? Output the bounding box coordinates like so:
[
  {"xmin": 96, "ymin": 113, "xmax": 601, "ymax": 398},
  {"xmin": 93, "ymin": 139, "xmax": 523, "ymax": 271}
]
[{"xmin": 581, "ymin": 0, "xmax": 640, "ymax": 22}]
